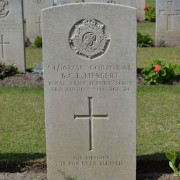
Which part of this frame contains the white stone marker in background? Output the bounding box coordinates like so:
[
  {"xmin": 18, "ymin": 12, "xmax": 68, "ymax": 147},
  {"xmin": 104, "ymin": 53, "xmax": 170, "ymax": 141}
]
[
  {"xmin": 57, "ymin": 0, "xmax": 84, "ymax": 4},
  {"xmin": 84, "ymin": 0, "xmax": 135, "ymax": 7},
  {"xmin": 26, "ymin": 0, "xmax": 53, "ymax": 43},
  {"xmin": 57, "ymin": 0, "xmax": 135, "ymax": 7},
  {"xmin": 56, "ymin": 0, "xmax": 145, "ymax": 22},
  {"xmin": 0, "ymin": 0, "xmax": 25, "ymax": 72},
  {"xmin": 23, "ymin": 0, "xmax": 27, "ymax": 19},
  {"xmin": 136, "ymin": 0, "xmax": 145, "ymax": 21},
  {"xmin": 43, "ymin": 3, "xmax": 136, "ymax": 180},
  {"xmin": 156, "ymin": 0, "xmax": 180, "ymax": 46}
]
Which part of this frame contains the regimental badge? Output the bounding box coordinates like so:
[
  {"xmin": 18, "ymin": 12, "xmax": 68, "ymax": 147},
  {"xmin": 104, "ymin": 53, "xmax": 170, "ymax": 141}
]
[
  {"xmin": 69, "ymin": 17, "xmax": 110, "ymax": 60},
  {"xmin": 0, "ymin": 0, "xmax": 9, "ymax": 18}
]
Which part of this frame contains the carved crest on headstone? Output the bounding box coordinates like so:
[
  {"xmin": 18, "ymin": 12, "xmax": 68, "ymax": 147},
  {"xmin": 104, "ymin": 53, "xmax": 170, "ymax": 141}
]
[
  {"xmin": 0, "ymin": 0, "xmax": 9, "ymax": 18},
  {"xmin": 69, "ymin": 17, "xmax": 110, "ymax": 59}
]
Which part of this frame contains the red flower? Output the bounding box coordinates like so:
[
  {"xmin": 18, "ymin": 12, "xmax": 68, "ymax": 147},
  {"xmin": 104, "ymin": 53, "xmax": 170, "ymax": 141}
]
[
  {"xmin": 144, "ymin": 7, "xmax": 148, "ymax": 11},
  {"xmin": 144, "ymin": 6, "xmax": 152, "ymax": 11},
  {"xmin": 154, "ymin": 65, "xmax": 161, "ymax": 72}
]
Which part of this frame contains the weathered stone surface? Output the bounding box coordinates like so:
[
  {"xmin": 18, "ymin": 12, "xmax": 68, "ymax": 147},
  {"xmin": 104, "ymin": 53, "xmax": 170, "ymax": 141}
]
[
  {"xmin": 136, "ymin": 0, "xmax": 145, "ymax": 21},
  {"xmin": 43, "ymin": 3, "xmax": 136, "ymax": 180},
  {"xmin": 156, "ymin": 0, "xmax": 180, "ymax": 46},
  {"xmin": 0, "ymin": 0, "xmax": 25, "ymax": 72},
  {"xmin": 26, "ymin": 0, "xmax": 53, "ymax": 43}
]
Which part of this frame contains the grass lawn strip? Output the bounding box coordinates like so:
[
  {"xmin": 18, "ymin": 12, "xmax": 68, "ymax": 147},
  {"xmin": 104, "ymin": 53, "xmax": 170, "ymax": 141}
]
[
  {"xmin": 0, "ymin": 86, "xmax": 179, "ymax": 164},
  {"xmin": 0, "ymin": 87, "xmax": 45, "ymax": 163}
]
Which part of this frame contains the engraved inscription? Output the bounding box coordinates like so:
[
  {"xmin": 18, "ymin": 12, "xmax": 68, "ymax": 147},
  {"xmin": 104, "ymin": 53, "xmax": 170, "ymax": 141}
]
[
  {"xmin": 0, "ymin": 0, "xmax": 9, "ymax": 18},
  {"xmin": 47, "ymin": 63, "xmax": 133, "ymax": 93},
  {"xmin": 74, "ymin": 97, "xmax": 108, "ymax": 151},
  {"xmin": 0, "ymin": 34, "xmax": 9, "ymax": 59},
  {"xmin": 57, "ymin": 155, "xmax": 123, "ymax": 168},
  {"xmin": 159, "ymin": 1, "xmax": 180, "ymax": 31},
  {"xmin": 69, "ymin": 16, "xmax": 110, "ymax": 60},
  {"xmin": 33, "ymin": 0, "xmax": 45, "ymax": 4},
  {"xmin": 0, "ymin": 20, "xmax": 21, "ymax": 32}
]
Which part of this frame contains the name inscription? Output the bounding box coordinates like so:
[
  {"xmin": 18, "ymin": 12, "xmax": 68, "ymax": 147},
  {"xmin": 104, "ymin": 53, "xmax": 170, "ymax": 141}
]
[
  {"xmin": 0, "ymin": 20, "xmax": 21, "ymax": 32},
  {"xmin": 47, "ymin": 63, "xmax": 134, "ymax": 93}
]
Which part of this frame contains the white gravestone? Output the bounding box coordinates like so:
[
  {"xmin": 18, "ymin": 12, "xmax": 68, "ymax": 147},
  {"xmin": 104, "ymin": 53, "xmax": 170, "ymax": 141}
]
[
  {"xmin": 156, "ymin": 0, "xmax": 180, "ymax": 46},
  {"xmin": 0, "ymin": 0, "xmax": 25, "ymax": 72},
  {"xmin": 57, "ymin": 0, "xmax": 135, "ymax": 7},
  {"xmin": 43, "ymin": 3, "xmax": 136, "ymax": 180},
  {"xmin": 136, "ymin": 0, "xmax": 145, "ymax": 22},
  {"xmin": 26, "ymin": 0, "xmax": 53, "ymax": 43}
]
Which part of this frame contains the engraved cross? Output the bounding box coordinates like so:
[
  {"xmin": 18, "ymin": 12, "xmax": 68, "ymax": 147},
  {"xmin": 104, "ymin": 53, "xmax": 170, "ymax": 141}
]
[
  {"xmin": 74, "ymin": 97, "xmax": 109, "ymax": 151},
  {"xmin": 0, "ymin": 35, "xmax": 10, "ymax": 59},
  {"xmin": 35, "ymin": 16, "xmax": 42, "ymax": 34},
  {"xmin": 159, "ymin": 1, "xmax": 180, "ymax": 31}
]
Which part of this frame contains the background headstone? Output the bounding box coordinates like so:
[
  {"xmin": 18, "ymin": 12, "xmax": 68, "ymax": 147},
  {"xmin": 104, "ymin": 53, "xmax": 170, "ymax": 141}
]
[
  {"xmin": 84, "ymin": 0, "xmax": 135, "ymax": 6},
  {"xmin": 43, "ymin": 3, "xmax": 136, "ymax": 180},
  {"xmin": 57, "ymin": 0, "xmax": 84, "ymax": 4},
  {"xmin": 156, "ymin": 0, "xmax": 180, "ymax": 46},
  {"xmin": 0, "ymin": 0, "xmax": 26, "ymax": 72},
  {"xmin": 23, "ymin": 0, "xmax": 27, "ymax": 19},
  {"xmin": 57, "ymin": 0, "xmax": 135, "ymax": 6},
  {"xmin": 26, "ymin": 0, "xmax": 53, "ymax": 43},
  {"xmin": 136, "ymin": 0, "xmax": 145, "ymax": 21},
  {"xmin": 56, "ymin": 0, "xmax": 145, "ymax": 22}
]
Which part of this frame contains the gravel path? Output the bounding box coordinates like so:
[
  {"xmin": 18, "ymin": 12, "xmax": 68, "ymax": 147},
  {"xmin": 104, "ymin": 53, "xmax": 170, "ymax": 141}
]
[
  {"xmin": 0, "ymin": 172, "xmax": 47, "ymax": 180},
  {"xmin": 0, "ymin": 172, "xmax": 179, "ymax": 180}
]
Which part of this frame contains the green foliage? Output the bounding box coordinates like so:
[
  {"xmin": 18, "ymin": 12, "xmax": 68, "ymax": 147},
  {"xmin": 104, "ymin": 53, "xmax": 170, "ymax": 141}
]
[
  {"xmin": 32, "ymin": 62, "xmax": 43, "ymax": 78},
  {"xmin": 174, "ymin": 65, "xmax": 180, "ymax": 75},
  {"xmin": 0, "ymin": 63, "xmax": 19, "ymax": 79},
  {"xmin": 137, "ymin": 32, "xmax": 154, "ymax": 47},
  {"xmin": 144, "ymin": 6, "xmax": 156, "ymax": 22},
  {"xmin": 34, "ymin": 36, "xmax": 42, "ymax": 48},
  {"xmin": 141, "ymin": 60, "xmax": 180, "ymax": 85},
  {"xmin": 166, "ymin": 152, "xmax": 180, "ymax": 176}
]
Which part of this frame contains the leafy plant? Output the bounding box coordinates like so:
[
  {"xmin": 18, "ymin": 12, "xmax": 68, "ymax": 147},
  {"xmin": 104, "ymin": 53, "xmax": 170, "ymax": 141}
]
[
  {"xmin": 165, "ymin": 124, "xmax": 180, "ymax": 177},
  {"xmin": 0, "ymin": 63, "xmax": 19, "ymax": 79},
  {"xmin": 166, "ymin": 152, "xmax": 180, "ymax": 177},
  {"xmin": 144, "ymin": 6, "xmax": 156, "ymax": 22},
  {"xmin": 158, "ymin": 40, "xmax": 166, "ymax": 47},
  {"xmin": 58, "ymin": 170, "xmax": 77, "ymax": 180},
  {"xmin": 137, "ymin": 32, "xmax": 154, "ymax": 47},
  {"xmin": 34, "ymin": 36, "xmax": 42, "ymax": 48},
  {"xmin": 32, "ymin": 62, "xmax": 43, "ymax": 78},
  {"xmin": 141, "ymin": 60, "xmax": 180, "ymax": 85}
]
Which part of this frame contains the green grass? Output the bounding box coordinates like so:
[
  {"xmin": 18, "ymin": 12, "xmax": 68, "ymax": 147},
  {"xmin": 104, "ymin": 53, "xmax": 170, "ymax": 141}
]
[
  {"xmin": 26, "ymin": 48, "xmax": 42, "ymax": 70},
  {"xmin": 137, "ymin": 22, "xmax": 155, "ymax": 40},
  {"xmin": 137, "ymin": 48, "xmax": 180, "ymax": 68},
  {"xmin": 0, "ymin": 86, "xmax": 179, "ymax": 163},
  {"xmin": 137, "ymin": 86, "xmax": 180, "ymax": 160},
  {"xmin": 146, "ymin": 0, "xmax": 155, "ymax": 7},
  {"xmin": 0, "ymin": 87, "xmax": 45, "ymax": 163}
]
